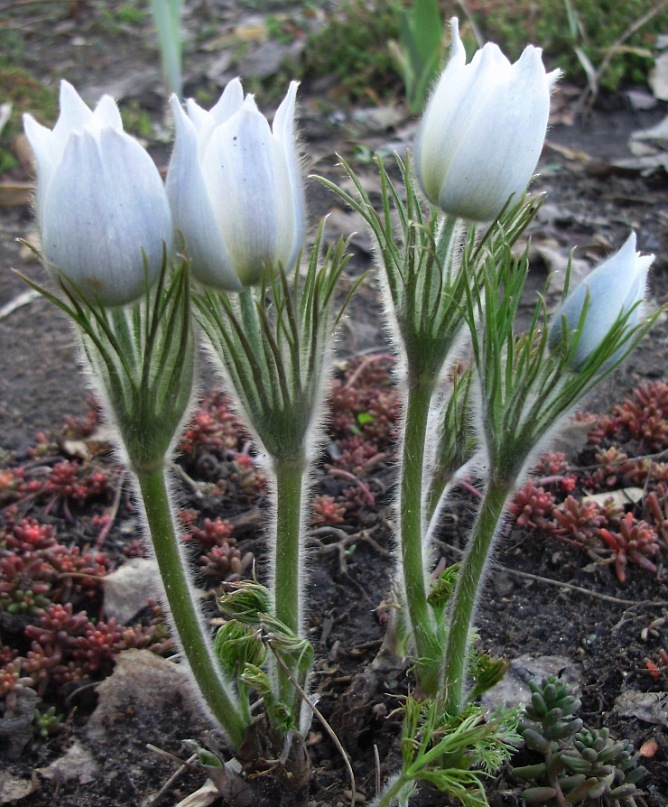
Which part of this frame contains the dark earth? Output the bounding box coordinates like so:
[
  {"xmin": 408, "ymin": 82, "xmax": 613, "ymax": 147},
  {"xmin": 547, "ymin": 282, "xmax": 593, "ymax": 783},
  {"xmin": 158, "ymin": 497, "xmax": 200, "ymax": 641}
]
[{"xmin": 1, "ymin": 3, "xmax": 668, "ymax": 806}]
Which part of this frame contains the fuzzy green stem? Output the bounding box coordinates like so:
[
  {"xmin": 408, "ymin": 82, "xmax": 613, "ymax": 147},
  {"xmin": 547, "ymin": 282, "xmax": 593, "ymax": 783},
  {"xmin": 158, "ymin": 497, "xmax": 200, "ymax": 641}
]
[
  {"xmin": 136, "ymin": 466, "xmax": 246, "ymax": 748},
  {"xmin": 272, "ymin": 453, "xmax": 307, "ymax": 705},
  {"xmin": 400, "ymin": 375, "xmax": 440, "ymax": 694},
  {"xmin": 373, "ymin": 774, "xmax": 414, "ymax": 807},
  {"xmin": 425, "ymin": 470, "xmax": 451, "ymax": 528},
  {"xmin": 443, "ymin": 475, "xmax": 514, "ymax": 715}
]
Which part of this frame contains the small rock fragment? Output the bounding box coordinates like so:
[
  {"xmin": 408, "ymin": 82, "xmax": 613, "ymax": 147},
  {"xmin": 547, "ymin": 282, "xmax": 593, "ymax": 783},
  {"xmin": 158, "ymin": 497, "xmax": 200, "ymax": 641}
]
[
  {"xmin": 86, "ymin": 649, "xmax": 200, "ymax": 742},
  {"xmin": 613, "ymin": 690, "xmax": 668, "ymax": 728},
  {"xmin": 37, "ymin": 740, "xmax": 99, "ymax": 784},
  {"xmin": 0, "ymin": 771, "xmax": 39, "ymax": 802},
  {"xmin": 482, "ymin": 654, "xmax": 581, "ymax": 714},
  {"xmin": 649, "ymin": 52, "xmax": 668, "ymax": 101},
  {"xmin": 102, "ymin": 557, "xmax": 161, "ymax": 624}
]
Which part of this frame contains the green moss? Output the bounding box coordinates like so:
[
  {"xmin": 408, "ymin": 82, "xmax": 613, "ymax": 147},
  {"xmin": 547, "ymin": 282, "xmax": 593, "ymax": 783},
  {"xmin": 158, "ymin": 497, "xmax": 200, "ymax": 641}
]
[
  {"xmin": 0, "ymin": 64, "xmax": 58, "ymax": 160},
  {"xmin": 0, "ymin": 149, "xmax": 19, "ymax": 173},
  {"xmin": 303, "ymin": 0, "xmax": 665, "ymax": 105},
  {"xmin": 116, "ymin": 4, "xmax": 146, "ymax": 25},
  {"xmin": 94, "ymin": 0, "xmax": 146, "ymax": 31},
  {"xmin": 469, "ymin": 0, "xmax": 666, "ymax": 91},
  {"xmin": 0, "ymin": 65, "xmax": 58, "ymax": 122},
  {"xmin": 120, "ymin": 101, "xmax": 154, "ymax": 139},
  {"xmin": 303, "ymin": 0, "xmax": 407, "ymax": 103}
]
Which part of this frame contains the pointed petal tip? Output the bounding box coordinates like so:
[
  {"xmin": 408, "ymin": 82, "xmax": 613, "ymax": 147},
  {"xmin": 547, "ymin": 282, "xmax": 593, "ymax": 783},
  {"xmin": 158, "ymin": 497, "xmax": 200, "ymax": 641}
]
[
  {"xmin": 171, "ymin": 96, "xmax": 195, "ymax": 133},
  {"xmin": 170, "ymin": 93, "xmax": 184, "ymax": 115},
  {"xmin": 58, "ymin": 80, "xmax": 86, "ymax": 108},
  {"xmin": 22, "ymin": 111, "xmax": 37, "ymax": 131},
  {"xmin": 448, "ymin": 17, "xmax": 460, "ymax": 41},
  {"xmin": 448, "ymin": 17, "xmax": 465, "ymax": 60},
  {"xmin": 242, "ymin": 94, "xmax": 259, "ymax": 112},
  {"xmin": 623, "ymin": 231, "xmax": 638, "ymax": 250}
]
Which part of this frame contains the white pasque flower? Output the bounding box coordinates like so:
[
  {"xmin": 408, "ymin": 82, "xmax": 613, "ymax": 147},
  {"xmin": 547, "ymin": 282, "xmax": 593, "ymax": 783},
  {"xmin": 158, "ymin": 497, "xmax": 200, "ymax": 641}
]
[
  {"xmin": 415, "ymin": 18, "xmax": 560, "ymax": 222},
  {"xmin": 167, "ymin": 79, "xmax": 305, "ymax": 289},
  {"xmin": 548, "ymin": 232, "xmax": 653, "ymax": 369},
  {"xmin": 23, "ymin": 81, "xmax": 173, "ymax": 307}
]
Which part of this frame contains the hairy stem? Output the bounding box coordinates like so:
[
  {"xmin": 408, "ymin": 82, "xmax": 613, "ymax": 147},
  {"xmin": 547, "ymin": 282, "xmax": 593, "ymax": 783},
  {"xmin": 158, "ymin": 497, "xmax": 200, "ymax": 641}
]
[
  {"xmin": 443, "ymin": 474, "xmax": 513, "ymax": 715},
  {"xmin": 399, "ymin": 375, "xmax": 440, "ymax": 694},
  {"xmin": 136, "ymin": 466, "xmax": 246, "ymax": 748},
  {"xmin": 272, "ymin": 453, "xmax": 308, "ymax": 707},
  {"xmin": 372, "ymin": 774, "xmax": 414, "ymax": 807}
]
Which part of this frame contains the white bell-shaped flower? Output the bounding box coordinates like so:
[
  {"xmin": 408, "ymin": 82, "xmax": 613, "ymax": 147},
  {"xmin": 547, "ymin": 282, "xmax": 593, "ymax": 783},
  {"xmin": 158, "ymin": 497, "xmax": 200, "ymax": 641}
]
[
  {"xmin": 415, "ymin": 18, "xmax": 559, "ymax": 222},
  {"xmin": 23, "ymin": 81, "xmax": 173, "ymax": 307},
  {"xmin": 167, "ymin": 79, "xmax": 305, "ymax": 289},
  {"xmin": 549, "ymin": 232, "xmax": 653, "ymax": 369}
]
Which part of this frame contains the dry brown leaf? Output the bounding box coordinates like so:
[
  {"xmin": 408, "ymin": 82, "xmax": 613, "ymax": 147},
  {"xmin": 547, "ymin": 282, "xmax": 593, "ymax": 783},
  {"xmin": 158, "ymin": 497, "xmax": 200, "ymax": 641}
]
[{"xmin": 0, "ymin": 180, "xmax": 33, "ymax": 206}]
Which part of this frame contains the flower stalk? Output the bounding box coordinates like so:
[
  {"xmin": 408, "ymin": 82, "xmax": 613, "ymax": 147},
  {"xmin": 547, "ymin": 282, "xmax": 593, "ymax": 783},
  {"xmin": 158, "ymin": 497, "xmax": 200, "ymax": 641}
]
[
  {"xmin": 272, "ymin": 452, "xmax": 308, "ymax": 709},
  {"xmin": 136, "ymin": 466, "xmax": 246, "ymax": 746},
  {"xmin": 196, "ymin": 225, "xmax": 355, "ymax": 730},
  {"xmin": 399, "ymin": 372, "xmax": 441, "ymax": 692},
  {"xmin": 19, "ymin": 259, "xmax": 250, "ymax": 750},
  {"xmin": 441, "ymin": 212, "xmax": 661, "ymax": 717},
  {"xmin": 441, "ymin": 474, "xmax": 513, "ymax": 715},
  {"xmin": 318, "ymin": 156, "xmax": 470, "ymax": 693}
]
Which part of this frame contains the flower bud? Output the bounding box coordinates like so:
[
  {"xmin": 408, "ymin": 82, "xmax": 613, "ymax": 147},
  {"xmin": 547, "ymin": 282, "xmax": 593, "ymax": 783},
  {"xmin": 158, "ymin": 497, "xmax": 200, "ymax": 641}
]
[
  {"xmin": 167, "ymin": 79, "xmax": 305, "ymax": 289},
  {"xmin": 217, "ymin": 581, "xmax": 272, "ymax": 624},
  {"xmin": 415, "ymin": 18, "xmax": 559, "ymax": 222},
  {"xmin": 23, "ymin": 81, "xmax": 173, "ymax": 307},
  {"xmin": 548, "ymin": 232, "xmax": 653, "ymax": 370},
  {"xmin": 214, "ymin": 619, "xmax": 266, "ymax": 678}
]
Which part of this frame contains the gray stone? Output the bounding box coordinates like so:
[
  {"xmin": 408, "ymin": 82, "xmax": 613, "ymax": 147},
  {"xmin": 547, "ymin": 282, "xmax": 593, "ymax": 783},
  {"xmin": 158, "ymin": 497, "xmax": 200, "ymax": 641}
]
[
  {"xmin": 482, "ymin": 654, "xmax": 581, "ymax": 714},
  {"xmin": 102, "ymin": 557, "xmax": 161, "ymax": 625}
]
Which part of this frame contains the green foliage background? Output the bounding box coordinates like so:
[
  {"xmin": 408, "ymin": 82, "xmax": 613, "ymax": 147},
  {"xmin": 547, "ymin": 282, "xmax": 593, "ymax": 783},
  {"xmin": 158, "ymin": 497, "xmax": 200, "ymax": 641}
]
[
  {"xmin": 304, "ymin": 0, "xmax": 668, "ymax": 103},
  {"xmin": 473, "ymin": 0, "xmax": 667, "ymax": 90}
]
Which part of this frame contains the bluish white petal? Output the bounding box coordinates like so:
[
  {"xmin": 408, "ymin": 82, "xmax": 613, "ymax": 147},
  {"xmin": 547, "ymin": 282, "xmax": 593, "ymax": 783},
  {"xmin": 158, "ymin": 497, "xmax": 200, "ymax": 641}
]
[
  {"xmin": 23, "ymin": 113, "xmax": 57, "ymax": 218},
  {"xmin": 167, "ymin": 96, "xmax": 241, "ymax": 290},
  {"xmin": 417, "ymin": 33, "xmax": 512, "ymax": 207},
  {"xmin": 185, "ymin": 98, "xmax": 211, "ymax": 132},
  {"xmin": 167, "ymin": 79, "xmax": 305, "ymax": 288},
  {"xmin": 92, "ymin": 94, "xmax": 123, "ymax": 131},
  {"xmin": 200, "ymin": 104, "xmax": 294, "ymax": 285},
  {"xmin": 273, "ymin": 81, "xmax": 306, "ymax": 272},
  {"xmin": 549, "ymin": 232, "xmax": 653, "ymax": 368},
  {"xmin": 209, "ymin": 77, "xmax": 244, "ymax": 126},
  {"xmin": 51, "ymin": 81, "xmax": 93, "ymax": 161},
  {"xmin": 437, "ymin": 46, "xmax": 550, "ymax": 220},
  {"xmin": 415, "ymin": 20, "xmax": 554, "ymax": 220},
  {"xmin": 43, "ymin": 128, "xmax": 172, "ymax": 306}
]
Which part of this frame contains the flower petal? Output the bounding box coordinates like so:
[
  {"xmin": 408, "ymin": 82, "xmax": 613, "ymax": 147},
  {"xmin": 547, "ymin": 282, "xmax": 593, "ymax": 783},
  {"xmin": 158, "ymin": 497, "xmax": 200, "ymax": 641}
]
[
  {"xmin": 272, "ymin": 81, "xmax": 306, "ymax": 273},
  {"xmin": 415, "ymin": 19, "xmax": 554, "ymax": 221},
  {"xmin": 43, "ymin": 128, "xmax": 172, "ymax": 306},
  {"xmin": 200, "ymin": 102, "xmax": 295, "ymax": 286},
  {"xmin": 51, "ymin": 81, "xmax": 94, "ymax": 161},
  {"xmin": 23, "ymin": 113, "xmax": 57, "ymax": 218},
  {"xmin": 167, "ymin": 96, "xmax": 241, "ymax": 290},
  {"xmin": 92, "ymin": 94, "xmax": 123, "ymax": 131},
  {"xmin": 209, "ymin": 77, "xmax": 244, "ymax": 126},
  {"xmin": 549, "ymin": 232, "xmax": 653, "ymax": 368},
  {"xmin": 437, "ymin": 45, "xmax": 550, "ymax": 220}
]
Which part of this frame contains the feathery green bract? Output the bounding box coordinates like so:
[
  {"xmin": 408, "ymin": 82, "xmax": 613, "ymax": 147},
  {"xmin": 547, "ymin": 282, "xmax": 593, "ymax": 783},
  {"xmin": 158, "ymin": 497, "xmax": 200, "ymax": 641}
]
[
  {"xmin": 195, "ymin": 222, "xmax": 356, "ymax": 461},
  {"xmin": 19, "ymin": 254, "xmax": 194, "ymax": 473}
]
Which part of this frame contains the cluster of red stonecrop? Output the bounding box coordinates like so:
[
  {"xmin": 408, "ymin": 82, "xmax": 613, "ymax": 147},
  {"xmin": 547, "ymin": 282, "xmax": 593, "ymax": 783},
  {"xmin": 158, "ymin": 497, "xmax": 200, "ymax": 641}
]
[
  {"xmin": 509, "ymin": 381, "xmax": 668, "ymax": 583},
  {"xmin": 1, "ymin": 365, "xmax": 667, "ymax": 729}
]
